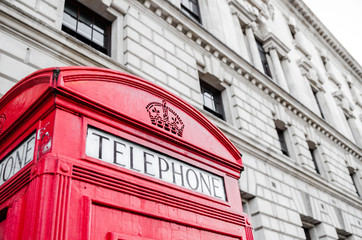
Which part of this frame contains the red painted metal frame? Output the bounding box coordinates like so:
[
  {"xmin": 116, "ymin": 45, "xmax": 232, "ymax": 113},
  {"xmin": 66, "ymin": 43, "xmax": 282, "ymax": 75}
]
[{"xmin": 0, "ymin": 67, "xmax": 253, "ymax": 240}]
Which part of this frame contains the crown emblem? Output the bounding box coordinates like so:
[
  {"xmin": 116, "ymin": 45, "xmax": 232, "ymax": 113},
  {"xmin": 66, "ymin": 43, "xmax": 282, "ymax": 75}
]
[{"xmin": 146, "ymin": 100, "xmax": 184, "ymax": 137}]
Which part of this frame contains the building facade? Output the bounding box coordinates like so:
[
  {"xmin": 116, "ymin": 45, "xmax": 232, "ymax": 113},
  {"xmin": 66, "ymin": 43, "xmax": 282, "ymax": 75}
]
[{"xmin": 0, "ymin": 0, "xmax": 361, "ymax": 239}]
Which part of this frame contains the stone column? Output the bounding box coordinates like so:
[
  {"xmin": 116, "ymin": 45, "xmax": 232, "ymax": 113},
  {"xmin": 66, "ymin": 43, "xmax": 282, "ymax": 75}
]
[
  {"xmin": 244, "ymin": 23, "xmax": 263, "ymax": 72},
  {"xmin": 332, "ymin": 93, "xmax": 355, "ymax": 139},
  {"xmin": 347, "ymin": 115, "xmax": 362, "ymax": 147},
  {"xmin": 231, "ymin": 11, "xmax": 249, "ymax": 60},
  {"xmin": 348, "ymin": 81, "xmax": 362, "ymax": 107},
  {"xmin": 111, "ymin": 16, "xmax": 123, "ymax": 63},
  {"xmin": 268, "ymin": 47, "xmax": 289, "ymax": 91},
  {"xmin": 293, "ymin": 29, "xmax": 309, "ymax": 53},
  {"xmin": 282, "ymin": 57, "xmax": 311, "ymax": 103}
]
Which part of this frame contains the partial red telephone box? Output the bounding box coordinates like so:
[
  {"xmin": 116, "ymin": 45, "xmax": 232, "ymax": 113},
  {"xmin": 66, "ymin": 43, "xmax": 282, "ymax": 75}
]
[{"xmin": 0, "ymin": 67, "xmax": 253, "ymax": 239}]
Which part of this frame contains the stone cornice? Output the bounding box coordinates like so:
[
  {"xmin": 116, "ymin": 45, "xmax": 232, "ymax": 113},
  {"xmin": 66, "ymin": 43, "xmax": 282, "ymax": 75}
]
[
  {"xmin": 288, "ymin": 0, "xmax": 362, "ymax": 81},
  {"xmin": 220, "ymin": 123, "xmax": 362, "ymax": 211},
  {"xmin": 137, "ymin": 0, "xmax": 362, "ymax": 162},
  {"xmin": 1, "ymin": 0, "xmax": 361, "ymax": 163},
  {"xmin": 228, "ymin": 0, "xmax": 257, "ymax": 24},
  {"xmin": 263, "ymin": 32, "xmax": 290, "ymax": 56}
]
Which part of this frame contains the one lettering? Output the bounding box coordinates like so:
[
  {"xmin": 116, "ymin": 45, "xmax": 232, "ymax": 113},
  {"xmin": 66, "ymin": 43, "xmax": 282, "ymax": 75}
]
[
  {"xmin": 186, "ymin": 168, "xmax": 199, "ymax": 190},
  {"xmin": 200, "ymin": 173, "xmax": 212, "ymax": 196},
  {"xmin": 158, "ymin": 157, "xmax": 169, "ymax": 179},
  {"xmin": 143, "ymin": 152, "xmax": 155, "ymax": 176},
  {"xmin": 92, "ymin": 133, "xmax": 110, "ymax": 159},
  {"xmin": 3, "ymin": 156, "xmax": 14, "ymax": 182},
  {"xmin": 24, "ymin": 136, "xmax": 35, "ymax": 164},
  {"xmin": 113, "ymin": 141, "xmax": 126, "ymax": 167},
  {"xmin": 171, "ymin": 162, "xmax": 184, "ymax": 187},
  {"xmin": 129, "ymin": 146, "xmax": 140, "ymax": 172},
  {"xmin": 15, "ymin": 148, "xmax": 24, "ymax": 169},
  {"xmin": 212, "ymin": 177, "xmax": 222, "ymax": 199}
]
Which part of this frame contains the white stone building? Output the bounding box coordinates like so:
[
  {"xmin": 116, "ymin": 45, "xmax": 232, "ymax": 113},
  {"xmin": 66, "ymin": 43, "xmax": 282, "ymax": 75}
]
[{"xmin": 0, "ymin": 0, "xmax": 362, "ymax": 239}]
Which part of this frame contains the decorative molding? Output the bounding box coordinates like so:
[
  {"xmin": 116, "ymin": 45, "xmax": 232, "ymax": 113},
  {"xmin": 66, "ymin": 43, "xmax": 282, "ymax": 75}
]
[
  {"xmin": 333, "ymin": 91, "xmax": 354, "ymax": 116},
  {"xmin": 136, "ymin": 0, "xmax": 362, "ymax": 161},
  {"xmin": 298, "ymin": 58, "xmax": 324, "ymax": 90},
  {"xmin": 293, "ymin": 40, "xmax": 311, "ymax": 60},
  {"xmin": 263, "ymin": 33, "xmax": 290, "ymax": 56},
  {"xmin": 327, "ymin": 73, "xmax": 341, "ymax": 89},
  {"xmin": 289, "ymin": 0, "xmax": 362, "ymax": 80},
  {"xmin": 228, "ymin": 0, "xmax": 257, "ymax": 24},
  {"xmin": 228, "ymin": 0, "xmax": 272, "ymax": 23}
]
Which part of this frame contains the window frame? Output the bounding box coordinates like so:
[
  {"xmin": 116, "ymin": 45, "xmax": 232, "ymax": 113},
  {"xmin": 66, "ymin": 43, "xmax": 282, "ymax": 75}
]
[
  {"xmin": 62, "ymin": 0, "xmax": 112, "ymax": 55},
  {"xmin": 256, "ymin": 39, "xmax": 272, "ymax": 78},
  {"xmin": 301, "ymin": 216, "xmax": 320, "ymax": 240},
  {"xmin": 200, "ymin": 80, "xmax": 225, "ymax": 120},
  {"xmin": 181, "ymin": 0, "xmax": 202, "ymax": 23},
  {"xmin": 311, "ymin": 86, "xmax": 325, "ymax": 119},
  {"xmin": 276, "ymin": 127, "xmax": 289, "ymax": 157},
  {"xmin": 307, "ymin": 140, "xmax": 323, "ymax": 175},
  {"xmin": 348, "ymin": 167, "xmax": 361, "ymax": 197}
]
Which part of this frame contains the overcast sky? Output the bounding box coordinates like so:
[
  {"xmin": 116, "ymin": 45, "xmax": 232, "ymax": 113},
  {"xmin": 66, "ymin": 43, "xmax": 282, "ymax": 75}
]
[{"xmin": 302, "ymin": 0, "xmax": 362, "ymax": 67}]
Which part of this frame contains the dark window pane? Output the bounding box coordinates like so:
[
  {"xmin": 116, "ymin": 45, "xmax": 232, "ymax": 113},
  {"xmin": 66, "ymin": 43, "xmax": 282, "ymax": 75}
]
[
  {"xmin": 78, "ymin": 13, "xmax": 92, "ymax": 27},
  {"xmin": 312, "ymin": 88, "xmax": 325, "ymax": 119},
  {"xmin": 256, "ymin": 40, "xmax": 272, "ymax": 78},
  {"xmin": 309, "ymin": 148, "xmax": 320, "ymax": 174},
  {"xmin": 276, "ymin": 128, "xmax": 289, "ymax": 156},
  {"xmin": 64, "ymin": 2, "xmax": 77, "ymax": 18},
  {"xmin": 303, "ymin": 227, "xmax": 312, "ymax": 240},
  {"xmin": 349, "ymin": 170, "xmax": 360, "ymax": 197},
  {"xmin": 181, "ymin": 0, "xmax": 201, "ymax": 23},
  {"xmin": 94, "ymin": 22, "xmax": 105, "ymax": 34}
]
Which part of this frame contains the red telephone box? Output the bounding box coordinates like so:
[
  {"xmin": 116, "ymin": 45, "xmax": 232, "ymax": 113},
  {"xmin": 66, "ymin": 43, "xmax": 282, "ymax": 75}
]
[{"xmin": 0, "ymin": 67, "xmax": 253, "ymax": 239}]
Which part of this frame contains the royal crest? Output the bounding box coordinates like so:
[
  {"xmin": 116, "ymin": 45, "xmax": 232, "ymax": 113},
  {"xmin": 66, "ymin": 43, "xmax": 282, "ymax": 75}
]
[{"xmin": 146, "ymin": 100, "xmax": 184, "ymax": 137}]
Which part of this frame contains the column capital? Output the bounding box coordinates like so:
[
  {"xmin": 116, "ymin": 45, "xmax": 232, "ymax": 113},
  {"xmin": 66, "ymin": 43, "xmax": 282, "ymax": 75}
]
[
  {"xmin": 281, "ymin": 55, "xmax": 291, "ymax": 62},
  {"xmin": 266, "ymin": 45, "xmax": 277, "ymax": 53},
  {"xmin": 245, "ymin": 22, "xmax": 258, "ymax": 31},
  {"xmin": 231, "ymin": 8, "xmax": 238, "ymax": 16}
]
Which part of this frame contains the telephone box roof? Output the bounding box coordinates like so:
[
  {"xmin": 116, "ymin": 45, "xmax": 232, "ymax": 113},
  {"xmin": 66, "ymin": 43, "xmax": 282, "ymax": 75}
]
[{"xmin": 0, "ymin": 67, "xmax": 242, "ymax": 172}]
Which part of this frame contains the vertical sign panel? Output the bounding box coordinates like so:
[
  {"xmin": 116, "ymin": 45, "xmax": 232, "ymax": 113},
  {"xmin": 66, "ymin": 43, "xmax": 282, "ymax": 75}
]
[{"xmin": 0, "ymin": 133, "xmax": 36, "ymax": 185}]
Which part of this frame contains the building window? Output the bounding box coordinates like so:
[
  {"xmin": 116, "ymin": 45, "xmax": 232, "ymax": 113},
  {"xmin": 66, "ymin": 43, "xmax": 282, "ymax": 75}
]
[
  {"xmin": 307, "ymin": 141, "xmax": 324, "ymax": 175},
  {"xmin": 181, "ymin": 0, "xmax": 201, "ymax": 23},
  {"xmin": 276, "ymin": 127, "xmax": 289, "ymax": 157},
  {"xmin": 62, "ymin": 0, "xmax": 111, "ymax": 55},
  {"xmin": 301, "ymin": 216, "xmax": 320, "ymax": 240},
  {"xmin": 309, "ymin": 147, "xmax": 319, "ymax": 174},
  {"xmin": 336, "ymin": 229, "xmax": 352, "ymax": 240},
  {"xmin": 303, "ymin": 226, "xmax": 312, "ymax": 240},
  {"xmin": 311, "ymin": 87, "xmax": 325, "ymax": 119},
  {"xmin": 348, "ymin": 167, "xmax": 361, "ymax": 197},
  {"xmin": 200, "ymin": 81, "xmax": 224, "ymax": 120},
  {"xmin": 256, "ymin": 39, "xmax": 272, "ymax": 78}
]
